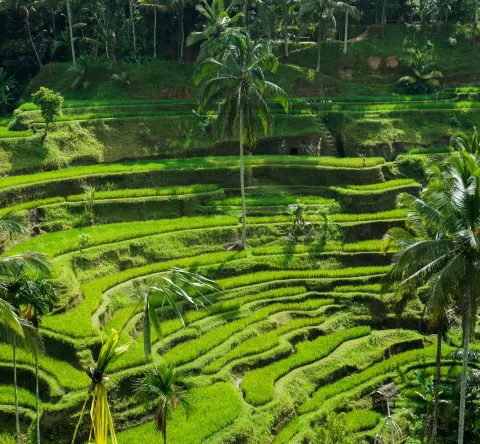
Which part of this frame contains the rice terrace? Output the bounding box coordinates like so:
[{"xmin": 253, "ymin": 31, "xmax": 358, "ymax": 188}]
[{"xmin": 2, "ymin": 1, "xmax": 480, "ymax": 443}]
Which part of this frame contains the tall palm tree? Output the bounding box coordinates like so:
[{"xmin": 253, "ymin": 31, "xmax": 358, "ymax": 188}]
[
  {"xmin": 383, "ymin": 192, "xmax": 455, "ymax": 443},
  {"xmin": 299, "ymin": 0, "xmax": 353, "ymax": 72},
  {"xmin": 0, "ymin": 212, "xmax": 51, "ymax": 443},
  {"xmin": 383, "ymin": 152, "xmax": 480, "ymax": 444},
  {"xmin": 186, "ymin": 0, "xmax": 244, "ymax": 61},
  {"xmin": 341, "ymin": 1, "xmax": 359, "ymax": 54},
  {"xmin": 19, "ymin": 272, "xmax": 57, "ymax": 444},
  {"xmin": 135, "ymin": 362, "xmax": 192, "ymax": 444},
  {"xmin": 195, "ymin": 33, "xmax": 290, "ymax": 248}
]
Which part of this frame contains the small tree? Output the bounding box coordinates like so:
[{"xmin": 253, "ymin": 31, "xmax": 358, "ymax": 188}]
[
  {"xmin": 82, "ymin": 184, "xmax": 96, "ymax": 224},
  {"xmin": 0, "ymin": 68, "xmax": 15, "ymax": 115},
  {"xmin": 31, "ymin": 87, "xmax": 63, "ymax": 139},
  {"xmin": 77, "ymin": 233, "xmax": 91, "ymax": 257}
]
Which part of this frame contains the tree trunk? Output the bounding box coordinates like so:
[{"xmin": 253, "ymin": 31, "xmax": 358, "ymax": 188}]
[
  {"xmin": 66, "ymin": 0, "xmax": 76, "ymax": 66},
  {"xmin": 475, "ymin": 0, "xmax": 479, "ymax": 38},
  {"xmin": 458, "ymin": 309, "xmax": 471, "ymax": 444},
  {"xmin": 381, "ymin": 0, "xmax": 387, "ymax": 38},
  {"xmin": 52, "ymin": 10, "xmax": 56, "ymax": 37},
  {"xmin": 163, "ymin": 419, "xmax": 167, "ymax": 444},
  {"xmin": 430, "ymin": 324, "xmax": 442, "ymax": 444},
  {"xmin": 343, "ymin": 12, "xmax": 348, "ymax": 55},
  {"xmin": 26, "ymin": 12, "xmax": 42, "ymax": 67},
  {"xmin": 316, "ymin": 23, "xmax": 321, "ymax": 73},
  {"xmin": 14, "ymin": 337, "xmax": 20, "ymax": 444},
  {"xmin": 154, "ymin": 9, "xmax": 157, "ymax": 58},
  {"xmin": 284, "ymin": 21, "xmax": 289, "ymax": 57},
  {"xmin": 239, "ymin": 111, "xmax": 246, "ymax": 249},
  {"xmin": 375, "ymin": 0, "xmax": 379, "ymax": 23},
  {"xmin": 179, "ymin": 8, "xmax": 184, "ymax": 63},
  {"xmin": 244, "ymin": 0, "xmax": 249, "ymax": 29},
  {"xmin": 129, "ymin": 0, "xmax": 137, "ymax": 62},
  {"xmin": 36, "ymin": 352, "xmax": 40, "ymax": 444}
]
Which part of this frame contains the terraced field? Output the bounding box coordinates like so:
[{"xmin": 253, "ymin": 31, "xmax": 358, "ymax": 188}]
[{"xmin": 0, "ymin": 150, "xmax": 454, "ymax": 443}]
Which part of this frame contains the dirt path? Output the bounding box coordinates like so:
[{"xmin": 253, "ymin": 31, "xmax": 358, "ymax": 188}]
[{"xmin": 347, "ymin": 24, "xmax": 376, "ymax": 42}]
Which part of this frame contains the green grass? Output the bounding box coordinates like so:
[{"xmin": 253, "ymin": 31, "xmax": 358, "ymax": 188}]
[
  {"xmin": 162, "ymin": 298, "xmax": 334, "ymax": 367},
  {"xmin": 0, "ymin": 156, "xmax": 385, "ymax": 193},
  {"xmin": 344, "ymin": 410, "xmax": 382, "ymax": 432},
  {"xmin": 0, "ymin": 344, "xmax": 90, "ymax": 391},
  {"xmin": 217, "ymin": 266, "xmax": 390, "ymax": 290},
  {"xmin": 8, "ymin": 216, "xmax": 238, "ymax": 257},
  {"xmin": 241, "ymin": 326, "xmax": 371, "ymax": 405},
  {"xmin": 212, "ymin": 195, "xmax": 336, "ymax": 207},
  {"xmin": 0, "ymin": 197, "xmax": 66, "ymax": 217},
  {"xmin": 330, "ymin": 209, "xmax": 407, "ymax": 222},
  {"xmin": 203, "ymin": 315, "xmax": 327, "ymax": 374},
  {"xmin": 334, "ymin": 178, "xmax": 418, "ymax": 191},
  {"xmin": 407, "ymin": 146, "xmax": 454, "ymax": 155},
  {"xmin": 0, "ymin": 119, "xmax": 32, "ymax": 139},
  {"xmin": 42, "ymin": 250, "xmax": 244, "ymax": 337},
  {"xmin": 298, "ymin": 344, "xmax": 451, "ymax": 414},
  {"xmin": 66, "ymin": 184, "xmax": 220, "ymax": 201},
  {"xmin": 0, "ymin": 386, "xmax": 37, "ymax": 409},
  {"xmin": 116, "ymin": 382, "xmax": 243, "ymax": 444}
]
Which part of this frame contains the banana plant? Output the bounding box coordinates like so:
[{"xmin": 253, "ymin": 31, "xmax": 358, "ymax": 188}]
[{"xmin": 72, "ymin": 329, "xmax": 131, "ymax": 444}]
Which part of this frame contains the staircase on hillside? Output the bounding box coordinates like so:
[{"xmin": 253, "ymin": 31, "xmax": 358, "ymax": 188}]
[{"xmin": 317, "ymin": 120, "xmax": 337, "ymax": 156}]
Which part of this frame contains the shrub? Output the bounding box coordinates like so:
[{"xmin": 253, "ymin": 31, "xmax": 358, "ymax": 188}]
[{"xmin": 31, "ymin": 87, "xmax": 64, "ymax": 137}]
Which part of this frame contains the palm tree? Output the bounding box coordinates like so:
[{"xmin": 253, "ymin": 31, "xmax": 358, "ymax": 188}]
[
  {"xmin": 66, "ymin": 0, "xmax": 76, "ymax": 65},
  {"xmin": 136, "ymin": 362, "xmax": 192, "ymax": 444},
  {"xmin": 195, "ymin": 33, "xmax": 290, "ymax": 248},
  {"xmin": 19, "ymin": 272, "xmax": 57, "ymax": 444},
  {"xmin": 451, "ymin": 126, "xmax": 480, "ymax": 156},
  {"xmin": 0, "ymin": 212, "xmax": 51, "ymax": 443},
  {"xmin": 383, "ymin": 152, "xmax": 480, "ymax": 444},
  {"xmin": 299, "ymin": 0, "xmax": 354, "ymax": 72},
  {"xmin": 383, "ymin": 192, "xmax": 454, "ymax": 443},
  {"xmin": 341, "ymin": 1, "xmax": 359, "ymax": 54},
  {"xmin": 186, "ymin": 0, "xmax": 244, "ymax": 61},
  {"xmin": 124, "ymin": 268, "xmax": 219, "ymax": 359}
]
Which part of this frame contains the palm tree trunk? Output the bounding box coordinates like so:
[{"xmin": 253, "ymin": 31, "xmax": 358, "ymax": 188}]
[
  {"xmin": 375, "ymin": 0, "xmax": 379, "ymax": 23},
  {"xmin": 36, "ymin": 351, "xmax": 40, "ymax": 444},
  {"xmin": 153, "ymin": 9, "xmax": 157, "ymax": 58},
  {"xmin": 239, "ymin": 111, "xmax": 246, "ymax": 249},
  {"xmin": 316, "ymin": 24, "xmax": 321, "ymax": 73},
  {"xmin": 14, "ymin": 337, "xmax": 20, "ymax": 444},
  {"xmin": 244, "ymin": 0, "xmax": 249, "ymax": 29},
  {"xmin": 458, "ymin": 309, "xmax": 471, "ymax": 444},
  {"xmin": 52, "ymin": 10, "xmax": 56, "ymax": 37},
  {"xmin": 129, "ymin": 0, "xmax": 137, "ymax": 62},
  {"xmin": 475, "ymin": 0, "xmax": 479, "ymax": 38},
  {"xmin": 66, "ymin": 0, "xmax": 76, "ymax": 66},
  {"xmin": 26, "ymin": 12, "xmax": 42, "ymax": 67},
  {"xmin": 343, "ymin": 12, "xmax": 348, "ymax": 55},
  {"xmin": 179, "ymin": 7, "xmax": 184, "ymax": 63},
  {"xmin": 381, "ymin": 0, "xmax": 387, "ymax": 38},
  {"xmin": 430, "ymin": 324, "xmax": 442, "ymax": 444},
  {"xmin": 284, "ymin": 21, "xmax": 289, "ymax": 57}
]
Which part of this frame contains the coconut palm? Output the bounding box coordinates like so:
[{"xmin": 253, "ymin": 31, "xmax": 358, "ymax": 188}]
[
  {"xmin": 135, "ymin": 362, "xmax": 192, "ymax": 444},
  {"xmin": 341, "ymin": 1, "xmax": 360, "ymax": 54},
  {"xmin": 299, "ymin": 0, "xmax": 355, "ymax": 72},
  {"xmin": 19, "ymin": 272, "xmax": 57, "ymax": 444},
  {"xmin": 0, "ymin": 212, "xmax": 51, "ymax": 443},
  {"xmin": 383, "ymin": 191, "xmax": 455, "ymax": 443},
  {"xmin": 383, "ymin": 152, "xmax": 480, "ymax": 444},
  {"xmin": 451, "ymin": 127, "xmax": 480, "ymax": 156},
  {"xmin": 186, "ymin": 0, "xmax": 245, "ymax": 61},
  {"xmin": 1, "ymin": 265, "xmax": 47, "ymax": 444},
  {"xmin": 195, "ymin": 33, "xmax": 290, "ymax": 248}
]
